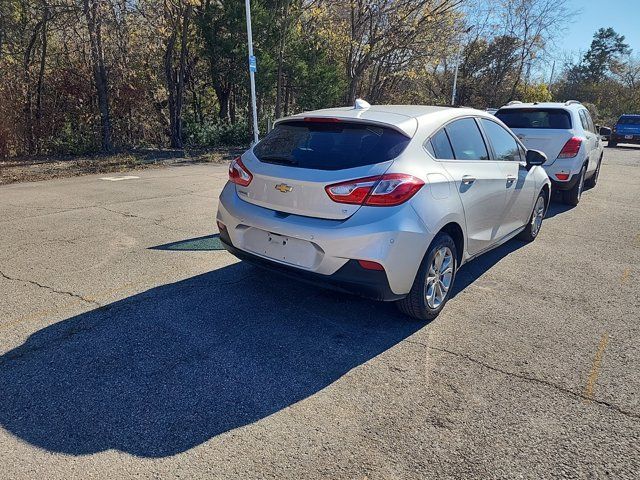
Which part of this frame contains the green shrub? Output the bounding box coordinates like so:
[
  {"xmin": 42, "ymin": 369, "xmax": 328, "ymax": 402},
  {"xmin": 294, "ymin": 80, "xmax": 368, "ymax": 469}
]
[
  {"xmin": 49, "ymin": 122, "xmax": 99, "ymax": 155},
  {"xmin": 186, "ymin": 121, "xmax": 251, "ymax": 147}
]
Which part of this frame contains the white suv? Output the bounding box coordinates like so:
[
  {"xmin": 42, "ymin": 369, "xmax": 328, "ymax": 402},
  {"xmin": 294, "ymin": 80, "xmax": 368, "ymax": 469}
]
[
  {"xmin": 495, "ymin": 101, "xmax": 604, "ymax": 205},
  {"xmin": 217, "ymin": 103, "xmax": 551, "ymax": 320}
]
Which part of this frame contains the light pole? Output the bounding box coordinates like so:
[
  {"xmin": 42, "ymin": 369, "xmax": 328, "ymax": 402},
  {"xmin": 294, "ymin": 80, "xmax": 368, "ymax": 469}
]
[
  {"xmin": 451, "ymin": 26, "xmax": 473, "ymax": 106},
  {"xmin": 245, "ymin": 0, "xmax": 259, "ymax": 144}
]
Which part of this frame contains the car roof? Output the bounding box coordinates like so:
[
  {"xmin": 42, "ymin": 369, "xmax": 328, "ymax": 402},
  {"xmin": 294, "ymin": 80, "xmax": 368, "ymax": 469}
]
[
  {"xmin": 276, "ymin": 105, "xmax": 492, "ymax": 137},
  {"xmin": 619, "ymin": 113, "xmax": 640, "ymax": 117},
  {"xmin": 497, "ymin": 102, "xmax": 582, "ymax": 111}
]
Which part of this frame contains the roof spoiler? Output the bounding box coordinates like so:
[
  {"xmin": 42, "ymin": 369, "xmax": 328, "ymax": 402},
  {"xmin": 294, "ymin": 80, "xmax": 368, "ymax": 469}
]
[{"xmin": 565, "ymin": 100, "xmax": 582, "ymax": 106}]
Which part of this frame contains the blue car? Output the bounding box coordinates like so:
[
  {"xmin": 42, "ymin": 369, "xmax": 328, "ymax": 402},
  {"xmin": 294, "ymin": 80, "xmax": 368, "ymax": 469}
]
[{"xmin": 609, "ymin": 114, "xmax": 640, "ymax": 147}]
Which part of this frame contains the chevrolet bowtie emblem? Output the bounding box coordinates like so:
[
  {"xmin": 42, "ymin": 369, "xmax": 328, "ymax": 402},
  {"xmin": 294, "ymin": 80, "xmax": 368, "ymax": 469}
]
[{"xmin": 275, "ymin": 183, "xmax": 293, "ymax": 193}]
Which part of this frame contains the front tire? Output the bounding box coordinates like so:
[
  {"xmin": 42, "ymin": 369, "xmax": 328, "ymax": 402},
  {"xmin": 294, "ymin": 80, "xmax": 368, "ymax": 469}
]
[
  {"xmin": 518, "ymin": 190, "xmax": 547, "ymax": 242},
  {"xmin": 563, "ymin": 164, "xmax": 586, "ymax": 206},
  {"xmin": 396, "ymin": 232, "xmax": 457, "ymax": 321}
]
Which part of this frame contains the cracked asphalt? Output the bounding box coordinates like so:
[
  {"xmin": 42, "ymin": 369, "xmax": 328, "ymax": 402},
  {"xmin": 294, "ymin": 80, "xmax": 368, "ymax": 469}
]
[{"xmin": 0, "ymin": 147, "xmax": 639, "ymax": 479}]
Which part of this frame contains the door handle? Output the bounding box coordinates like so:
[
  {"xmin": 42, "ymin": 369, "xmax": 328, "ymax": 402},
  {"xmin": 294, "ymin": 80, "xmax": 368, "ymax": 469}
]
[
  {"xmin": 506, "ymin": 175, "xmax": 517, "ymax": 182},
  {"xmin": 461, "ymin": 175, "xmax": 476, "ymax": 185}
]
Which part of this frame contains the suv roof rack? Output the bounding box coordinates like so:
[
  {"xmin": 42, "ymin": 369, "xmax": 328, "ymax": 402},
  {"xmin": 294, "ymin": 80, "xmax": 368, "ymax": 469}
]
[
  {"xmin": 565, "ymin": 100, "xmax": 582, "ymax": 106},
  {"xmin": 506, "ymin": 101, "xmax": 522, "ymax": 106}
]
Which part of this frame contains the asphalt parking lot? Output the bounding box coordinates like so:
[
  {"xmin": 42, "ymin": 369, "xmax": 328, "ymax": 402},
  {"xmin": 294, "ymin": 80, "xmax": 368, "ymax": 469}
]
[{"xmin": 1, "ymin": 147, "xmax": 639, "ymax": 479}]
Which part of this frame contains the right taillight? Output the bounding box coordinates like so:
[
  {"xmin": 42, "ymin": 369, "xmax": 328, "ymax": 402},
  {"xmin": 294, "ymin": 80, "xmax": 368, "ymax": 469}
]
[
  {"xmin": 229, "ymin": 156, "xmax": 253, "ymax": 186},
  {"xmin": 325, "ymin": 173, "xmax": 425, "ymax": 207},
  {"xmin": 557, "ymin": 137, "xmax": 582, "ymax": 159}
]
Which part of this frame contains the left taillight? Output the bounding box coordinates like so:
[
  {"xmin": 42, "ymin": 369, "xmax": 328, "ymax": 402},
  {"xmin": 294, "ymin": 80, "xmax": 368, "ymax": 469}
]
[
  {"xmin": 557, "ymin": 137, "xmax": 582, "ymax": 159},
  {"xmin": 229, "ymin": 156, "xmax": 253, "ymax": 186},
  {"xmin": 325, "ymin": 173, "xmax": 425, "ymax": 207}
]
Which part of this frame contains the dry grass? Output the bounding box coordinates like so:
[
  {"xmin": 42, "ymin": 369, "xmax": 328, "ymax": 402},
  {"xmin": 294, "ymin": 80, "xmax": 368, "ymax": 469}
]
[{"xmin": 0, "ymin": 148, "xmax": 241, "ymax": 185}]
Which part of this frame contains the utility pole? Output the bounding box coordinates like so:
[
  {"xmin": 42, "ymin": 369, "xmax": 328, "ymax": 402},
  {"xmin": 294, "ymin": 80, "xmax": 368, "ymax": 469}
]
[
  {"xmin": 548, "ymin": 60, "xmax": 556, "ymax": 96},
  {"xmin": 451, "ymin": 42, "xmax": 463, "ymax": 106},
  {"xmin": 451, "ymin": 26, "xmax": 473, "ymax": 106},
  {"xmin": 245, "ymin": 0, "xmax": 259, "ymax": 144}
]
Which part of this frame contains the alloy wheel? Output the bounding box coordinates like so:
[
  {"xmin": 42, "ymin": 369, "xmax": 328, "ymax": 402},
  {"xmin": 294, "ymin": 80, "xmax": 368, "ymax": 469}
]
[
  {"xmin": 424, "ymin": 247, "xmax": 454, "ymax": 309},
  {"xmin": 531, "ymin": 195, "xmax": 545, "ymax": 237}
]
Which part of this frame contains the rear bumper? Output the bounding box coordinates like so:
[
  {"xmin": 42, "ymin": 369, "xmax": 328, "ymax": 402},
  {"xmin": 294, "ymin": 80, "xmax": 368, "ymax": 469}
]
[
  {"xmin": 550, "ymin": 172, "xmax": 581, "ymax": 191},
  {"xmin": 220, "ymin": 237, "xmax": 404, "ymax": 301},
  {"xmin": 544, "ymin": 156, "xmax": 585, "ymax": 191},
  {"xmin": 610, "ymin": 133, "xmax": 640, "ymax": 144},
  {"xmin": 216, "ymin": 182, "xmax": 432, "ymax": 295}
]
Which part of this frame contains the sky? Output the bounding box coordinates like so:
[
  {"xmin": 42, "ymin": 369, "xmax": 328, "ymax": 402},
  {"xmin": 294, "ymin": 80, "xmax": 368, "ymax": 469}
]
[{"xmin": 559, "ymin": 0, "xmax": 640, "ymax": 58}]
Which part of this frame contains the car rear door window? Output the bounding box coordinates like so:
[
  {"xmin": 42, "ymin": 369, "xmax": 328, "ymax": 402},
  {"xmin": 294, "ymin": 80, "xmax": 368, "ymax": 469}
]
[
  {"xmin": 579, "ymin": 110, "xmax": 590, "ymax": 131},
  {"xmin": 480, "ymin": 119, "xmax": 521, "ymax": 161},
  {"xmin": 583, "ymin": 110, "xmax": 596, "ymax": 133},
  {"xmin": 445, "ymin": 118, "xmax": 489, "ymax": 160},
  {"xmin": 428, "ymin": 129, "xmax": 455, "ymax": 159},
  {"xmin": 496, "ymin": 108, "xmax": 572, "ymax": 129},
  {"xmin": 253, "ymin": 120, "xmax": 410, "ymax": 170}
]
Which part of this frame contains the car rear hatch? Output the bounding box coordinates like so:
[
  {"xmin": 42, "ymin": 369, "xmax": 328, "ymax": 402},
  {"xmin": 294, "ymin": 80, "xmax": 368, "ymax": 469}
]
[
  {"xmin": 235, "ymin": 119, "xmax": 412, "ymax": 220},
  {"xmin": 496, "ymin": 108, "xmax": 575, "ymax": 165}
]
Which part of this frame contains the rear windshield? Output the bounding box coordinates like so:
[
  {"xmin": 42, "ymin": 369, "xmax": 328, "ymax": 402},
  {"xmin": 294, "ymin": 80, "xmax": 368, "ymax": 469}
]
[
  {"xmin": 253, "ymin": 120, "xmax": 410, "ymax": 170},
  {"xmin": 496, "ymin": 108, "xmax": 572, "ymax": 129},
  {"xmin": 617, "ymin": 116, "xmax": 640, "ymax": 125}
]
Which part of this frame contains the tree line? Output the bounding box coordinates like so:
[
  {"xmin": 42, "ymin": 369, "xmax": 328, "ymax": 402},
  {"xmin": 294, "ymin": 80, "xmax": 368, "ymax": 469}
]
[{"xmin": 0, "ymin": 0, "xmax": 637, "ymax": 158}]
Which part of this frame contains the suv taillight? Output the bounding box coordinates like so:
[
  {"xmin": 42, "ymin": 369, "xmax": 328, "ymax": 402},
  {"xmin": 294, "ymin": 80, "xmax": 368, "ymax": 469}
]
[
  {"xmin": 325, "ymin": 173, "xmax": 424, "ymax": 206},
  {"xmin": 229, "ymin": 157, "xmax": 253, "ymax": 186},
  {"xmin": 557, "ymin": 137, "xmax": 582, "ymax": 159}
]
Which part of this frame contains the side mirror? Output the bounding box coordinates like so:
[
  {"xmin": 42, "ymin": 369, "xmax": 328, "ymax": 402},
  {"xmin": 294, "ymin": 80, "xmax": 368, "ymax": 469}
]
[
  {"xmin": 599, "ymin": 126, "xmax": 611, "ymax": 138},
  {"xmin": 525, "ymin": 149, "xmax": 546, "ymax": 169}
]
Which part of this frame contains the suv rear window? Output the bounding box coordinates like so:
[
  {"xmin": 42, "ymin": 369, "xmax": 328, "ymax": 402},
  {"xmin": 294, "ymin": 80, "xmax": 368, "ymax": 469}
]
[
  {"xmin": 253, "ymin": 120, "xmax": 410, "ymax": 170},
  {"xmin": 617, "ymin": 116, "xmax": 640, "ymax": 125},
  {"xmin": 496, "ymin": 108, "xmax": 572, "ymax": 129}
]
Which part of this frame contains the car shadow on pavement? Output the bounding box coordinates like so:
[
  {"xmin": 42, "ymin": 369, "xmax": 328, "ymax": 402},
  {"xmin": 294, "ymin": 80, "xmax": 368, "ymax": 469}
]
[
  {"xmin": 450, "ymin": 239, "xmax": 526, "ymax": 297},
  {"xmin": 0, "ymin": 263, "xmax": 422, "ymax": 458},
  {"xmin": 544, "ymin": 201, "xmax": 574, "ymax": 219}
]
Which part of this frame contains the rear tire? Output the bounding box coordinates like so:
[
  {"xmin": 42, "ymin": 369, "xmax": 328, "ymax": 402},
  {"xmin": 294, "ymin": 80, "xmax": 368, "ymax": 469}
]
[
  {"xmin": 584, "ymin": 157, "xmax": 602, "ymax": 189},
  {"xmin": 608, "ymin": 140, "xmax": 617, "ymax": 148},
  {"xmin": 396, "ymin": 232, "xmax": 457, "ymax": 321},
  {"xmin": 563, "ymin": 165, "xmax": 586, "ymax": 206},
  {"xmin": 518, "ymin": 190, "xmax": 547, "ymax": 242}
]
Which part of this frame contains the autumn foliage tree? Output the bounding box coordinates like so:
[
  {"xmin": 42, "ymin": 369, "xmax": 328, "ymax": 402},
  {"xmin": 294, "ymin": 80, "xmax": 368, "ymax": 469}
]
[{"xmin": 0, "ymin": 0, "xmax": 637, "ymax": 158}]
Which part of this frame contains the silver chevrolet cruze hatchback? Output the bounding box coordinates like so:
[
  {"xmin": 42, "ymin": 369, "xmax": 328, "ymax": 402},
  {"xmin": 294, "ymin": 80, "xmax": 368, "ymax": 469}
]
[{"xmin": 217, "ymin": 102, "xmax": 551, "ymax": 320}]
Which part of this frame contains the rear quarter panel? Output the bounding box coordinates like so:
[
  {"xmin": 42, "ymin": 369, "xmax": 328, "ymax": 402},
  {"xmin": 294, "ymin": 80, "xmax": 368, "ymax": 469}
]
[{"xmin": 391, "ymin": 141, "xmax": 469, "ymax": 263}]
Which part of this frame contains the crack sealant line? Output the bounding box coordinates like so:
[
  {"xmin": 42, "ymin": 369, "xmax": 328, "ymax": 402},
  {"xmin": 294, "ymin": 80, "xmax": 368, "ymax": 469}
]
[
  {"xmin": 0, "ymin": 269, "xmax": 100, "ymax": 308},
  {"xmin": 405, "ymin": 339, "xmax": 639, "ymax": 421}
]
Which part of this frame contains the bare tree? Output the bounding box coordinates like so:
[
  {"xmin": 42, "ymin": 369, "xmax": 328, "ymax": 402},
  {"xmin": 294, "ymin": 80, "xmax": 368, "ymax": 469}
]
[
  {"xmin": 336, "ymin": 0, "xmax": 461, "ymax": 103},
  {"xmin": 500, "ymin": 0, "xmax": 571, "ymax": 99},
  {"xmin": 164, "ymin": 0, "xmax": 192, "ymax": 149},
  {"xmin": 82, "ymin": 0, "xmax": 112, "ymax": 152}
]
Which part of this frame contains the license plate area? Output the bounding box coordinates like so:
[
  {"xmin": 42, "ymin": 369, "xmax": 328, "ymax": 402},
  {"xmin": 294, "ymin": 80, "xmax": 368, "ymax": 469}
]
[{"xmin": 242, "ymin": 228, "xmax": 321, "ymax": 269}]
